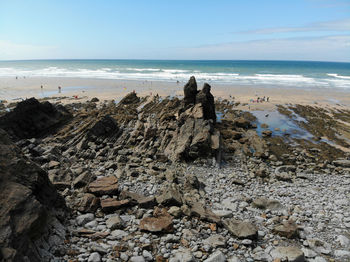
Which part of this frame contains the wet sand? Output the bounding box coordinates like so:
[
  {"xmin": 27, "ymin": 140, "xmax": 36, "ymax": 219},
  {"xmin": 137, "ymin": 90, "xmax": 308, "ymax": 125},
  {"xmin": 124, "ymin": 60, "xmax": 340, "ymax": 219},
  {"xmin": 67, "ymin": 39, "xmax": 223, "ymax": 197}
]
[{"xmin": 1, "ymin": 76, "xmax": 350, "ymax": 110}]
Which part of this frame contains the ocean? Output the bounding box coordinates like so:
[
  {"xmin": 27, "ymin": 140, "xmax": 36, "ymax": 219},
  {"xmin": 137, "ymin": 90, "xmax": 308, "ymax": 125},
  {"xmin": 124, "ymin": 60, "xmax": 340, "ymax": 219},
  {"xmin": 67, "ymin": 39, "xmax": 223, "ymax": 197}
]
[{"xmin": 0, "ymin": 59, "xmax": 350, "ymax": 89}]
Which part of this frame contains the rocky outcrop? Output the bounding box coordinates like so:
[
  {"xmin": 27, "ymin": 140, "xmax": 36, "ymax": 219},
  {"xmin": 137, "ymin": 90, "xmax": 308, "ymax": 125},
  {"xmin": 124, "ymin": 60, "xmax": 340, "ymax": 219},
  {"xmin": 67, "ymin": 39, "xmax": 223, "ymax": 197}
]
[
  {"xmin": 0, "ymin": 129, "xmax": 65, "ymax": 262},
  {"xmin": 119, "ymin": 92, "xmax": 140, "ymax": 105},
  {"xmin": 183, "ymin": 76, "xmax": 198, "ymax": 107},
  {"xmin": 87, "ymin": 115, "xmax": 119, "ymax": 138},
  {"xmin": 0, "ymin": 98, "xmax": 72, "ymax": 140},
  {"xmin": 196, "ymin": 83, "xmax": 216, "ymax": 123}
]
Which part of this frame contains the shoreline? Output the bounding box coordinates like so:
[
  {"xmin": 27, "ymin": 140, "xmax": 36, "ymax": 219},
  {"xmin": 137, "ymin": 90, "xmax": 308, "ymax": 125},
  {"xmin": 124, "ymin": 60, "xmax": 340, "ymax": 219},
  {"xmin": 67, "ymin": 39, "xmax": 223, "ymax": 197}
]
[{"xmin": 1, "ymin": 76, "xmax": 350, "ymax": 110}]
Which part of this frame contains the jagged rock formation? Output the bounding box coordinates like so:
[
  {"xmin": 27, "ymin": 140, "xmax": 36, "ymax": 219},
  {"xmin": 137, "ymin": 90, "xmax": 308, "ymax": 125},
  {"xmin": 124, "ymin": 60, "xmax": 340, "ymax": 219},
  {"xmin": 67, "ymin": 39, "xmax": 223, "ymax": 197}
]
[
  {"xmin": 183, "ymin": 76, "xmax": 198, "ymax": 107},
  {"xmin": 0, "ymin": 129, "xmax": 66, "ymax": 262},
  {"xmin": 0, "ymin": 97, "xmax": 72, "ymax": 141},
  {"xmin": 196, "ymin": 83, "xmax": 216, "ymax": 123}
]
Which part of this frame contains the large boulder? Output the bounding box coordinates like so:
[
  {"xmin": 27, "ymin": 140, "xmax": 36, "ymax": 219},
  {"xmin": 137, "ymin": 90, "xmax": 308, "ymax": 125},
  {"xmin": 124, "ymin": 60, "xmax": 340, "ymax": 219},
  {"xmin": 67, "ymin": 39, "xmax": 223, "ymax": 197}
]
[
  {"xmin": 164, "ymin": 117, "xmax": 214, "ymax": 161},
  {"xmin": 196, "ymin": 83, "xmax": 216, "ymax": 123},
  {"xmin": 183, "ymin": 76, "xmax": 198, "ymax": 107},
  {"xmin": 0, "ymin": 129, "xmax": 66, "ymax": 261},
  {"xmin": 0, "ymin": 98, "xmax": 71, "ymax": 140}
]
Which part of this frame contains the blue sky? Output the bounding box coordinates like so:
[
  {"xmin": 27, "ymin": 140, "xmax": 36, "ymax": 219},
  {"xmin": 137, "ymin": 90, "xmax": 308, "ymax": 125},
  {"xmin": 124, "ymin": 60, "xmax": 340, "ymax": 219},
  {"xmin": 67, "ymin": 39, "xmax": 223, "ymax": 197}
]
[{"xmin": 0, "ymin": 0, "xmax": 349, "ymax": 61}]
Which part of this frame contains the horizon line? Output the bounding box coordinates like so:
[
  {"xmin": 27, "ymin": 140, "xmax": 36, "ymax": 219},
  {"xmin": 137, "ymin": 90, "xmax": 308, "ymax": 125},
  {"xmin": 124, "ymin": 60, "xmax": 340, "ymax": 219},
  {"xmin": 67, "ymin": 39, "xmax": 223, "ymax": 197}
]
[{"xmin": 0, "ymin": 58, "xmax": 350, "ymax": 64}]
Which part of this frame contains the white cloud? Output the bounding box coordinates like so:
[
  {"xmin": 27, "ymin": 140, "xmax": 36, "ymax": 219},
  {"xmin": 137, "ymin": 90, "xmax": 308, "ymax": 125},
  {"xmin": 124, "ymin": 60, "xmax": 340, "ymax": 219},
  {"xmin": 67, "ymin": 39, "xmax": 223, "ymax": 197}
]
[
  {"xmin": 178, "ymin": 35, "xmax": 350, "ymax": 62},
  {"xmin": 240, "ymin": 18, "xmax": 350, "ymax": 35},
  {"xmin": 0, "ymin": 40, "xmax": 57, "ymax": 60}
]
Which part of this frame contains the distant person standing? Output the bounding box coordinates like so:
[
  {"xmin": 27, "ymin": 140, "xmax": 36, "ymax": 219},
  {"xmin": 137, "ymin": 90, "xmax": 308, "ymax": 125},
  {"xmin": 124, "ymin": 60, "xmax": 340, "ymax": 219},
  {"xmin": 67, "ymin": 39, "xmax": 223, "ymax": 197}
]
[
  {"xmin": 58, "ymin": 86, "xmax": 62, "ymax": 93},
  {"xmin": 41, "ymin": 85, "xmax": 43, "ymax": 90}
]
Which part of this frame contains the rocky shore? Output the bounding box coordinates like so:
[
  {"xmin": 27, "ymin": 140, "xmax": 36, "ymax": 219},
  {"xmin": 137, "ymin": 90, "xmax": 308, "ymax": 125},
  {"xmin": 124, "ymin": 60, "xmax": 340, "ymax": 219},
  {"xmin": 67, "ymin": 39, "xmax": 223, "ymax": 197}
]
[{"xmin": 0, "ymin": 77, "xmax": 349, "ymax": 262}]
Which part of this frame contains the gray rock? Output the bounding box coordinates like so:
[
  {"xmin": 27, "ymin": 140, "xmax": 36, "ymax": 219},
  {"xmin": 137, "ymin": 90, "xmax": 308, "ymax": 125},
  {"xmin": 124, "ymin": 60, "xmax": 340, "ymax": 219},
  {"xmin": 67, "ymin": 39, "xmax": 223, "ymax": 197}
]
[
  {"xmin": 333, "ymin": 159, "xmax": 350, "ymax": 168},
  {"xmin": 109, "ymin": 229, "xmax": 129, "ymax": 240},
  {"xmin": 106, "ymin": 215, "xmax": 124, "ymax": 230},
  {"xmin": 142, "ymin": 250, "xmax": 153, "ymax": 261},
  {"xmin": 130, "ymin": 256, "xmax": 146, "ymax": 262},
  {"xmin": 76, "ymin": 213, "xmax": 95, "ymax": 226},
  {"xmin": 169, "ymin": 248, "xmax": 195, "ymax": 262},
  {"xmin": 270, "ymin": 246, "xmax": 305, "ymax": 262},
  {"xmin": 336, "ymin": 235, "xmax": 350, "ymax": 247},
  {"xmin": 334, "ymin": 249, "xmax": 350, "ymax": 258},
  {"xmin": 204, "ymin": 250, "xmax": 226, "ymax": 262},
  {"xmin": 88, "ymin": 252, "xmax": 101, "ymax": 262},
  {"xmin": 308, "ymin": 257, "xmax": 327, "ymax": 262},
  {"xmin": 253, "ymin": 251, "xmax": 271, "ymax": 261},
  {"xmin": 202, "ymin": 234, "xmax": 226, "ymax": 248}
]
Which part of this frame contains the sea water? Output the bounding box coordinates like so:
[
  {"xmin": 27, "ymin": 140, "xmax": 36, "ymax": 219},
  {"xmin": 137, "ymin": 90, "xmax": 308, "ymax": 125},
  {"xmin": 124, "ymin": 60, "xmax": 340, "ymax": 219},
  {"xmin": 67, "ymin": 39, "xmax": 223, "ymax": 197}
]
[{"xmin": 0, "ymin": 59, "xmax": 349, "ymax": 89}]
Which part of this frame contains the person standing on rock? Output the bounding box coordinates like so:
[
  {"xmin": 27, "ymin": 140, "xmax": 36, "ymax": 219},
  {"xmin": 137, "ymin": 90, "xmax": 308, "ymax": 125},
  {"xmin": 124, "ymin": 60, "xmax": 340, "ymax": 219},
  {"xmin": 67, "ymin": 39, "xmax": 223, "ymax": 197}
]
[{"xmin": 58, "ymin": 86, "xmax": 61, "ymax": 93}]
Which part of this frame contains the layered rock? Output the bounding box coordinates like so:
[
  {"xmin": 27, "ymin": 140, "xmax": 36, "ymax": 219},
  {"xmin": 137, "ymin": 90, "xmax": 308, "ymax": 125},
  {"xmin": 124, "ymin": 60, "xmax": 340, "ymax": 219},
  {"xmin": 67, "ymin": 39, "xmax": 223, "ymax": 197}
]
[
  {"xmin": 0, "ymin": 129, "xmax": 65, "ymax": 261},
  {"xmin": 0, "ymin": 97, "xmax": 71, "ymax": 140}
]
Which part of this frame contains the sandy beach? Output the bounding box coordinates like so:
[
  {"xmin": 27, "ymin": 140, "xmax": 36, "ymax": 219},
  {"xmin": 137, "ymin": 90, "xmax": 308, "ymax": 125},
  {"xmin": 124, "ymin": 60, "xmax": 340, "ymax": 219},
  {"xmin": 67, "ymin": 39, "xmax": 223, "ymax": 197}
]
[{"xmin": 1, "ymin": 76, "xmax": 350, "ymax": 111}]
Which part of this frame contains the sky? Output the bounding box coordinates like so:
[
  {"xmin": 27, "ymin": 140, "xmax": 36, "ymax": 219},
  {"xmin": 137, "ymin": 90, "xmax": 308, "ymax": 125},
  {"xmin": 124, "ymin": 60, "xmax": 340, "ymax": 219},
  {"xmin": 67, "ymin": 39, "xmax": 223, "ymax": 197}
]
[{"xmin": 0, "ymin": 0, "xmax": 349, "ymax": 62}]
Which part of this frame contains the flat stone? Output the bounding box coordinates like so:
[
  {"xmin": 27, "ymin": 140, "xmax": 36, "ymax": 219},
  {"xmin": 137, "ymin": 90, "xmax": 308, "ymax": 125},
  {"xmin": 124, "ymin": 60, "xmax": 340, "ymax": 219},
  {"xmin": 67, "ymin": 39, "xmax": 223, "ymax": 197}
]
[
  {"xmin": 110, "ymin": 229, "xmax": 129, "ymax": 240},
  {"xmin": 169, "ymin": 248, "xmax": 195, "ymax": 262},
  {"xmin": 333, "ymin": 159, "xmax": 350, "ymax": 168},
  {"xmin": 273, "ymin": 220, "xmax": 298, "ymax": 238},
  {"xmin": 252, "ymin": 198, "xmax": 284, "ymax": 210},
  {"xmin": 189, "ymin": 203, "xmax": 221, "ymax": 223},
  {"xmin": 48, "ymin": 160, "xmax": 60, "ymax": 168},
  {"xmin": 204, "ymin": 250, "xmax": 226, "ymax": 262},
  {"xmin": 139, "ymin": 211, "xmax": 173, "ymax": 233},
  {"xmin": 88, "ymin": 176, "xmax": 118, "ymax": 196},
  {"xmin": 223, "ymin": 219, "xmax": 258, "ymax": 240},
  {"xmin": 106, "ymin": 215, "xmax": 124, "ymax": 230},
  {"xmin": 213, "ymin": 210, "xmax": 233, "ymax": 218},
  {"xmin": 203, "ymin": 234, "xmax": 226, "ymax": 248},
  {"xmin": 270, "ymin": 246, "xmax": 305, "ymax": 262},
  {"xmin": 101, "ymin": 198, "xmax": 134, "ymax": 213}
]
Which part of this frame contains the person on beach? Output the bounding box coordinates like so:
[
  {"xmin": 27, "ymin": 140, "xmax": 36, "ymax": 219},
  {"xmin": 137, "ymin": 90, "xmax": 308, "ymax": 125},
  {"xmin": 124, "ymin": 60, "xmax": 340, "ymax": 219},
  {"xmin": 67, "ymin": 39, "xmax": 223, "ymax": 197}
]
[
  {"xmin": 267, "ymin": 97, "xmax": 269, "ymax": 102},
  {"xmin": 58, "ymin": 86, "xmax": 62, "ymax": 93},
  {"xmin": 41, "ymin": 85, "xmax": 43, "ymax": 90}
]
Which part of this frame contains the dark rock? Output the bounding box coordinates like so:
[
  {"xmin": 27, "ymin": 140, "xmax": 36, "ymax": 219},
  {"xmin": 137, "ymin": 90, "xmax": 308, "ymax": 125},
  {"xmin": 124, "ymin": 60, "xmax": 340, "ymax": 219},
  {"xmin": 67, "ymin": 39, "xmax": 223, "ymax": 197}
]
[
  {"xmin": 119, "ymin": 92, "xmax": 140, "ymax": 105},
  {"xmin": 234, "ymin": 118, "xmax": 251, "ymax": 128},
  {"xmin": 91, "ymin": 97, "xmax": 99, "ymax": 102},
  {"xmin": 183, "ymin": 76, "xmax": 198, "ymax": 107},
  {"xmin": 196, "ymin": 83, "xmax": 216, "ymax": 123},
  {"xmin": 0, "ymin": 98, "xmax": 72, "ymax": 140},
  {"xmin": 88, "ymin": 115, "xmax": 119, "ymax": 138},
  {"xmin": 0, "ymin": 129, "xmax": 65, "ymax": 262},
  {"xmin": 262, "ymin": 130, "xmax": 272, "ymax": 137}
]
